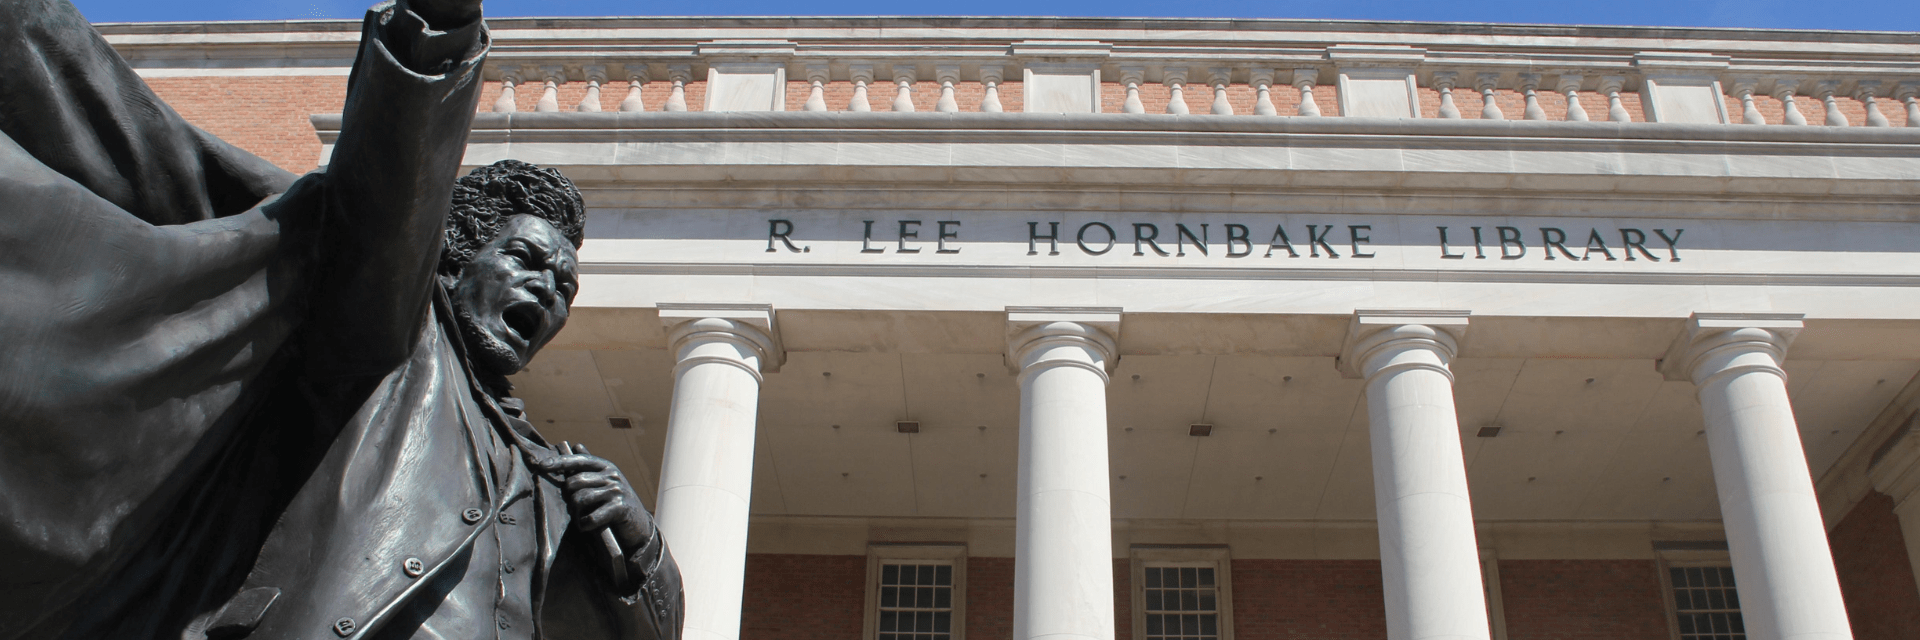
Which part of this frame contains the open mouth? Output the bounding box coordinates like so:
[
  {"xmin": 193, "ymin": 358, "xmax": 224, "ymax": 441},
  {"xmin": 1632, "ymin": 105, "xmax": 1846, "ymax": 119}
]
[{"xmin": 501, "ymin": 303, "xmax": 544, "ymax": 345}]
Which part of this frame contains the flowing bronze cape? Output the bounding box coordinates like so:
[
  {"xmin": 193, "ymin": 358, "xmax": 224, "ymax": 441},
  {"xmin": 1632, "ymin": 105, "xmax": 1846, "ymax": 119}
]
[{"xmin": 0, "ymin": 1, "xmax": 682, "ymax": 638}]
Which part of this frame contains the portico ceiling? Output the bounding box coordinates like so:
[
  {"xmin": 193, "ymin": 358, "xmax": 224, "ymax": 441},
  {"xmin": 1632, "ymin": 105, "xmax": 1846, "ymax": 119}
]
[{"xmin": 512, "ymin": 335, "xmax": 1917, "ymax": 525}]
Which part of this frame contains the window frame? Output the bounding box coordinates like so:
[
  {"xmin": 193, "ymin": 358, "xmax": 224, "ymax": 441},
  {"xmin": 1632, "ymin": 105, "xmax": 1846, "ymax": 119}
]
[
  {"xmin": 1129, "ymin": 545, "xmax": 1234, "ymax": 640},
  {"xmin": 1480, "ymin": 548, "xmax": 1510, "ymax": 640},
  {"xmin": 864, "ymin": 543, "xmax": 968, "ymax": 640},
  {"xmin": 1655, "ymin": 546, "xmax": 1742, "ymax": 640}
]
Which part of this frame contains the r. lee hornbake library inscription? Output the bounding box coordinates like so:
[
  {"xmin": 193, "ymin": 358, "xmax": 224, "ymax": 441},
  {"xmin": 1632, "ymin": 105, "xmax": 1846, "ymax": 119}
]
[{"xmin": 766, "ymin": 219, "xmax": 1685, "ymax": 262}]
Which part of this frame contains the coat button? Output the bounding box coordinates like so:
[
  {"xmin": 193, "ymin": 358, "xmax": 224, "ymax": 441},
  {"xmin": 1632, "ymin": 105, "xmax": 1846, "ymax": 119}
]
[
  {"xmin": 498, "ymin": 512, "xmax": 516, "ymax": 525},
  {"xmin": 462, "ymin": 508, "xmax": 484, "ymax": 524},
  {"xmin": 333, "ymin": 617, "xmax": 357, "ymax": 636},
  {"xmin": 403, "ymin": 557, "xmax": 425, "ymax": 577}
]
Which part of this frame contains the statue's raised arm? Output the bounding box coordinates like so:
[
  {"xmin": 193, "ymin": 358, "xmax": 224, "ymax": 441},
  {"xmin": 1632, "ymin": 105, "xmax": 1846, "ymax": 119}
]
[{"xmin": 302, "ymin": 0, "xmax": 490, "ymax": 378}]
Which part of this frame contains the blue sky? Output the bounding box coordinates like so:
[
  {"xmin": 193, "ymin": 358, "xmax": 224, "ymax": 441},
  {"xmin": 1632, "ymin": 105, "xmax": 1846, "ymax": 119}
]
[{"xmin": 74, "ymin": 0, "xmax": 1920, "ymax": 31}]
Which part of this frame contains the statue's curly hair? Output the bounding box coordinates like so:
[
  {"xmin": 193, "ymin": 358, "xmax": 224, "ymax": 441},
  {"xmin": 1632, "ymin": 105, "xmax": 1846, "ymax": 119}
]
[{"xmin": 439, "ymin": 159, "xmax": 585, "ymax": 276}]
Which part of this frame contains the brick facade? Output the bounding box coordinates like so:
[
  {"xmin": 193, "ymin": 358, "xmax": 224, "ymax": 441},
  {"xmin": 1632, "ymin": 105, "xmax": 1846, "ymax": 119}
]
[
  {"xmin": 737, "ymin": 555, "xmax": 1737, "ymax": 640},
  {"xmin": 740, "ymin": 554, "xmax": 867, "ymax": 640},
  {"xmin": 1497, "ymin": 560, "xmax": 1670, "ymax": 640},
  {"xmin": 1830, "ymin": 491, "xmax": 1920, "ymax": 640},
  {"xmin": 1229, "ymin": 560, "xmax": 1388, "ymax": 640},
  {"xmin": 146, "ymin": 76, "xmax": 347, "ymax": 174}
]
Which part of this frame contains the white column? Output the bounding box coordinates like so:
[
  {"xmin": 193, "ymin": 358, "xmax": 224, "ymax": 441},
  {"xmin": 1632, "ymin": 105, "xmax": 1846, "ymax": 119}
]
[
  {"xmin": 1868, "ymin": 419, "xmax": 1920, "ymax": 594},
  {"xmin": 1660, "ymin": 313, "xmax": 1853, "ymax": 640},
  {"xmin": 1008, "ymin": 307, "xmax": 1121, "ymax": 640},
  {"xmin": 655, "ymin": 304, "xmax": 783, "ymax": 640},
  {"xmin": 1339, "ymin": 310, "xmax": 1489, "ymax": 640}
]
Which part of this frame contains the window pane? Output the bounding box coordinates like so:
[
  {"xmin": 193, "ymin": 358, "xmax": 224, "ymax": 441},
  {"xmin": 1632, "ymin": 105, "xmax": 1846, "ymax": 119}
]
[
  {"xmin": 1145, "ymin": 568, "xmax": 1162, "ymax": 589},
  {"xmin": 881, "ymin": 611, "xmax": 898, "ymax": 632},
  {"xmin": 1197, "ymin": 568, "xmax": 1215, "ymax": 588},
  {"xmin": 1181, "ymin": 590, "xmax": 1198, "ymax": 611},
  {"xmin": 935, "ymin": 588, "xmax": 951, "ymax": 609},
  {"xmin": 1181, "ymin": 567, "xmax": 1197, "ymax": 589},
  {"xmin": 936, "ymin": 565, "xmax": 952, "ymax": 585},
  {"xmin": 935, "ymin": 611, "xmax": 951, "ymax": 633},
  {"xmin": 1145, "ymin": 614, "xmax": 1163, "ymax": 635},
  {"xmin": 1199, "ymin": 591, "xmax": 1215, "ymax": 611},
  {"xmin": 1201, "ymin": 614, "xmax": 1218, "ymax": 636}
]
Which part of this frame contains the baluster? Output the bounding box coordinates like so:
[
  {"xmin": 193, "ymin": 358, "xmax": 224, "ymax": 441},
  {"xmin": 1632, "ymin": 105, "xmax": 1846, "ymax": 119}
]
[
  {"xmin": 576, "ymin": 65, "xmax": 605, "ymax": 112},
  {"xmin": 1120, "ymin": 67, "xmax": 1146, "ymax": 114},
  {"xmin": 979, "ymin": 66, "xmax": 1004, "ymax": 113},
  {"xmin": 1731, "ymin": 79, "xmax": 1764, "ymax": 124},
  {"xmin": 1164, "ymin": 67, "xmax": 1191, "ymax": 115},
  {"xmin": 1476, "ymin": 73, "xmax": 1504, "ymax": 120},
  {"xmin": 1293, "ymin": 69, "xmax": 1321, "ymax": 117},
  {"xmin": 892, "ymin": 67, "xmax": 917, "ymax": 112},
  {"xmin": 492, "ymin": 71, "xmax": 520, "ymax": 113},
  {"xmin": 1598, "ymin": 76, "xmax": 1630, "ymax": 122},
  {"xmin": 804, "ymin": 65, "xmax": 829, "ymax": 112},
  {"xmin": 1856, "ymin": 81, "xmax": 1891, "ymax": 127},
  {"xmin": 1817, "ymin": 81, "xmax": 1848, "ymax": 126},
  {"xmin": 1209, "ymin": 67, "xmax": 1234, "ymax": 115},
  {"xmin": 619, "ymin": 65, "xmax": 648, "ymax": 112},
  {"xmin": 535, "ymin": 65, "xmax": 563, "ymax": 112},
  {"xmin": 848, "ymin": 65, "xmax": 873, "ymax": 112},
  {"xmin": 935, "ymin": 66, "xmax": 960, "ymax": 113},
  {"xmin": 1432, "ymin": 72, "xmax": 1461, "ymax": 119},
  {"xmin": 1773, "ymin": 81, "xmax": 1807, "ymax": 125},
  {"xmin": 1519, "ymin": 74, "xmax": 1546, "ymax": 120},
  {"xmin": 664, "ymin": 65, "xmax": 690, "ymax": 112},
  {"xmin": 1900, "ymin": 84, "xmax": 1920, "ymax": 127},
  {"xmin": 1557, "ymin": 74, "xmax": 1587, "ymax": 122},
  {"xmin": 1250, "ymin": 68, "xmax": 1277, "ymax": 116}
]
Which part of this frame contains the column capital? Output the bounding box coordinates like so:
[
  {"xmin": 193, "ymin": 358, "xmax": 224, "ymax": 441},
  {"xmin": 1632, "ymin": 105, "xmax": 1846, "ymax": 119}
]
[
  {"xmin": 1336, "ymin": 309, "xmax": 1470, "ymax": 380},
  {"xmin": 658, "ymin": 303, "xmax": 785, "ymax": 376},
  {"xmin": 1657, "ymin": 312, "xmax": 1803, "ymax": 385},
  {"xmin": 1005, "ymin": 306, "xmax": 1121, "ymax": 380}
]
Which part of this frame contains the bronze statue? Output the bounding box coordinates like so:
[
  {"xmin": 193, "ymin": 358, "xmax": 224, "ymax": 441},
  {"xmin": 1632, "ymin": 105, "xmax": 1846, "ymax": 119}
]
[{"xmin": 0, "ymin": 0, "xmax": 682, "ymax": 638}]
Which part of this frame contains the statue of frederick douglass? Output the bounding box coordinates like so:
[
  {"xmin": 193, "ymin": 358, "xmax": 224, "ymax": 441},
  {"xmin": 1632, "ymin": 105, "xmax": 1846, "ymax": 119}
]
[{"xmin": 0, "ymin": 0, "xmax": 682, "ymax": 638}]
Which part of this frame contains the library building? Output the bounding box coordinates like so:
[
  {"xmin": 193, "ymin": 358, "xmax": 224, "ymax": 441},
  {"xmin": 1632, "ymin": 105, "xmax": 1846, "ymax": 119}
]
[{"xmin": 108, "ymin": 12, "xmax": 1920, "ymax": 640}]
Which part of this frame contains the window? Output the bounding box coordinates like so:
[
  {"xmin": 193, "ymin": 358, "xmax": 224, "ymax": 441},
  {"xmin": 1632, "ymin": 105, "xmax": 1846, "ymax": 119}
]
[
  {"xmin": 865, "ymin": 544, "xmax": 967, "ymax": 640},
  {"xmin": 1142, "ymin": 565, "xmax": 1220, "ymax": 640},
  {"xmin": 1668, "ymin": 566, "xmax": 1744, "ymax": 640},
  {"xmin": 1131, "ymin": 546, "xmax": 1233, "ymax": 640},
  {"xmin": 1655, "ymin": 542, "xmax": 1742, "ymax": 640}
]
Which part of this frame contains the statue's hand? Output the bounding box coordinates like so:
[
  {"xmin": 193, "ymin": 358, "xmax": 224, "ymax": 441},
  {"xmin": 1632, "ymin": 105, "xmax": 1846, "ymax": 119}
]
[
  {"xmin": 401, "ymin": 0, "xmax": 482, "ymax": 29},
  {"xmin": 533, "ymin": 446, "xmax": 655, "ymax": 553}
]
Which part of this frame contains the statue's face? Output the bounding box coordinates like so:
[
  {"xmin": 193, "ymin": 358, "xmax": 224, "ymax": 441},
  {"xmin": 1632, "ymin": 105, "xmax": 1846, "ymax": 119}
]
[{"xmin": 449, "ymin": 214, "xmax": 578, "ymax": 376}]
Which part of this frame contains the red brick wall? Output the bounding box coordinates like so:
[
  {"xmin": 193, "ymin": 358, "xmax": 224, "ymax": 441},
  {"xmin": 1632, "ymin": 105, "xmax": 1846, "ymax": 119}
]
[
  {"xmin": 969, "ymin": 556, "xmax": 1015, "ymax": 640},
  {"xmin": 738, "ymin": 553, "xmax": 1920, "ymax": 640},
  {"xmin": 146, "ymin": 76, "xmax": 348, "ymax": 173},
  {"xmin": 1497, "ymin": 560, "xmax": 1670, "ymax": 640},
  {"xmin": 740, "ymin": 553, "xmax": 867, "ymax": 640},
  {"xmin": 1830, "ymin": 491, "xmax": 1920, "ymax": 640},
  {"xmin": 1230, "ymin": 559, "xmax": 1387, "ymax": 640}
]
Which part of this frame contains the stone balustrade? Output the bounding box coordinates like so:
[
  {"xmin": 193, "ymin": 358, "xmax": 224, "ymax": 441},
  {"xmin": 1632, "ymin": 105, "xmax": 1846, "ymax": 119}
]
[{"xmin": 476, "ymin": 42, "xmax": 1919, "ymax": 127}]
